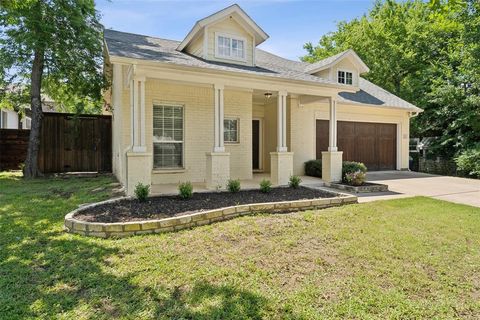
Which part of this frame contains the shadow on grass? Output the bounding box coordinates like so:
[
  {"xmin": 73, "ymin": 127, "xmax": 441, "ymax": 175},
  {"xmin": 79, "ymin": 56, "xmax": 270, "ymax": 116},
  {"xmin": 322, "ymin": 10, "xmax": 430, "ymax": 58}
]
[{"xmin": 0, "ymin": 173, "xmax": 269, "ymax": 319}]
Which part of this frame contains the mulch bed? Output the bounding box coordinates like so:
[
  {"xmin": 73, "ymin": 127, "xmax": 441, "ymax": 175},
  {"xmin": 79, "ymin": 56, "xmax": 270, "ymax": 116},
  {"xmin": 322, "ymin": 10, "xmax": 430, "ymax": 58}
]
[{"xmin": 75, "ymin": 187, "xmax": 338, "ymax": 223}]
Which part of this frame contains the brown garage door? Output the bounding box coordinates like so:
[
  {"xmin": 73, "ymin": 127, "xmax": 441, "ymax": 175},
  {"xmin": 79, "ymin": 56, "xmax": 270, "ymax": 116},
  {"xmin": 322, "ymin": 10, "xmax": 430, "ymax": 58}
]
[{"xmin": 316, "ymin": 120, "xmax": 396, "ymax": 171}]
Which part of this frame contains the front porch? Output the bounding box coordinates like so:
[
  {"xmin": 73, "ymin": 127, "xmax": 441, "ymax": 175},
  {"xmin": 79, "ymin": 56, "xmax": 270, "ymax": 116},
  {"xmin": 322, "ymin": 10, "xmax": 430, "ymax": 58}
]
[
  {"xmin": 115, "ymin": 66, "xmax": 344, "ymax": 196},
  {"xmin": 150, "ymin": 173, "xmax": 325, "ymax": 195}
]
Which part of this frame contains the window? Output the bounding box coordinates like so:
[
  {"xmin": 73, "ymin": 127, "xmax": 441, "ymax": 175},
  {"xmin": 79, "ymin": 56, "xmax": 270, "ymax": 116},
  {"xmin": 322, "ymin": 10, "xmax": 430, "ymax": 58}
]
[
  {"xmin": 216, "ymin": 34, "xmax": 245, "ymax": 60},
  {"xmin": 224, "ymin": 118, "xmax": 239, "ymax": 143},
  {"xmin": 24, "ymin": 117, "xmax": 31, "ymax": 129},
  {"xmin": 153, "ymin": 105, "xmax": 184, "ymax": 168},
  {"xmin": 338, "ymin": 70, "xmax": 353, "ymax": 85}
]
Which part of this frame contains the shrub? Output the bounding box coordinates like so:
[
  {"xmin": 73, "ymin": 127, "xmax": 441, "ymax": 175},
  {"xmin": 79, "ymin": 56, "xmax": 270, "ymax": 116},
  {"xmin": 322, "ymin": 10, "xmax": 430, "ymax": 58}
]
[
  {"xmin": 342, "ymin": 161, "xmax": 367, "ymax": 182},
  {"xmin": 304, "ymin": 160, "xmax": 322, "ymax": 177},
  {"xmin": 134, "ymin": 183, "xmax": 150, "ymax": 202},
  {"xmin": 455, "ymin": 148, "xmax": 480, "ymax": 178},
  {"xmin": 259, "ymin": 179, "xmax": 272, "ymax": 193},
  {"xmin": 344, "ymin": 171, "xmax": 366, "ymax": 186},
  {"xmin": 178, "ymin": 181, "xmax": 193, "ymax": 199},
  {"xmin": 227, "ymin": 179, "xmax": 241, "ymax": 192},
  {"xmin": 289, "ymin": 175, "xmax": 302, "ymax": 188}
]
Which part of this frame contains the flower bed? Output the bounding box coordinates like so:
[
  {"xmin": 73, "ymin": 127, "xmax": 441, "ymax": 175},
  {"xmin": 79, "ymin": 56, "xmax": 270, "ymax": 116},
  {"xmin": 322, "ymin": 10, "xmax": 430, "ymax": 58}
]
[{"xmin": 64, "ymin": 187, "xmax": 357, "ymax": 238}]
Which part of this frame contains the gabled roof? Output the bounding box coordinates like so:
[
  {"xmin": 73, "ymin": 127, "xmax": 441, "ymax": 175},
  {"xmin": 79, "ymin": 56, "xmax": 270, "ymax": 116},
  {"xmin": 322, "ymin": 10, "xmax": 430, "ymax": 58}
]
[
  {"xmin": 177, "ymin": 4, "xmax": 269, "ymax": 51},
  {"xmin": 304, "ymin": 49, "xmax": 370, "ymax": 74},
  {"xmin": 104, "ymin": 29, "xmax": 421, "ymax": 112}
]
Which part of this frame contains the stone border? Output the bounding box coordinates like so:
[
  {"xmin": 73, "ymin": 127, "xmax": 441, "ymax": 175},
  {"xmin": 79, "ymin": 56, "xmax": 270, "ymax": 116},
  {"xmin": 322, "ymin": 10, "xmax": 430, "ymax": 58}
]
[
  {"xmin": 324, "ymin": 181, "xmax": 389, "ymax": 193},
  {"xmin": 64, "ymin": 190, "xmax": 357, "ymax": 238}
]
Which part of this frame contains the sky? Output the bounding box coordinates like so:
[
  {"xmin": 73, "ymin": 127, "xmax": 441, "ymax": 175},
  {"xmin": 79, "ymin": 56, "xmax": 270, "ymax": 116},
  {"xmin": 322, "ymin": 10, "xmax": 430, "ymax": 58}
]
[{"xmin": 97, "ymin": 0, "xmax": 374, "ymax": 61}]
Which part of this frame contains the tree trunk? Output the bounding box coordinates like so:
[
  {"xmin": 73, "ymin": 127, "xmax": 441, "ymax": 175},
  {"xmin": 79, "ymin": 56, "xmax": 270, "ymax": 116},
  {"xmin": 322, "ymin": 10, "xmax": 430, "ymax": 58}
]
[{"xmin": 23, "ymin": 49, "xmax": 44, "ymax": 178}]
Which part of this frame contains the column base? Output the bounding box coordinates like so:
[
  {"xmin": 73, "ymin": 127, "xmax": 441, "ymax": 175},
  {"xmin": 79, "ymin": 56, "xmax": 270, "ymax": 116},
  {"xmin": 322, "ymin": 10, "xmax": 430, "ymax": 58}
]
[
  {"xmin": 126, "ymin": 152, "xmax": 152, "ymax": 196},
  {"xmin": 270, "ymin": 152, "xmax": 293, "ymax": 186},
  {"xmin": 321, "ymin": 151, "xmax": 343, "ymax": 183},
  {"xmin": 206, "ymin": 152, "xmax": 230, "ymax": 190}
]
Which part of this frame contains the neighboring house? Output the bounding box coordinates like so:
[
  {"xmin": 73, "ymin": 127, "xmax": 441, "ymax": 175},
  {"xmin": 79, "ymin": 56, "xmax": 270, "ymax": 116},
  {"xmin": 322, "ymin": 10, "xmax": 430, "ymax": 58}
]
[
  {"xmin": 104, "ymin": 4, "xmax": 422, "ymax": 195},
  {"xmin": 0, "ymin": 109, "xmax": 30, "ymax": 129}
]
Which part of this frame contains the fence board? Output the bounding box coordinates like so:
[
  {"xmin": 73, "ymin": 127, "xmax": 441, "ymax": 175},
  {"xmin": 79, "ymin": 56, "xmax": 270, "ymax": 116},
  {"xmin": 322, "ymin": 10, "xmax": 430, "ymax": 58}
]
[{"xmin": 0, "ymin": 113, "xmax": 112, "ymax": 173}]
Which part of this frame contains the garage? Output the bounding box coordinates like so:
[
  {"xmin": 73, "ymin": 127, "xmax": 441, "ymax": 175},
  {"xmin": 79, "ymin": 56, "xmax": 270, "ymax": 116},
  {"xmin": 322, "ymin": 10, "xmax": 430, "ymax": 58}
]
[{"xmin": 316, "ymin": 120, "xmax": 397, "ymax": 171}]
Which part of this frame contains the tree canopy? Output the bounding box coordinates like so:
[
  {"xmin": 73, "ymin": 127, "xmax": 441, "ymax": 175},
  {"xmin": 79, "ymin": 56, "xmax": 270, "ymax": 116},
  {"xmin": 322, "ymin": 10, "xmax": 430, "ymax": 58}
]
[
  {"xmin": 0, "ymin": 0, "xmax": 107, "ymax": 177},
  {"xmin": 302, "ymin": 0, "xmax": 480, "ymax": 158}
]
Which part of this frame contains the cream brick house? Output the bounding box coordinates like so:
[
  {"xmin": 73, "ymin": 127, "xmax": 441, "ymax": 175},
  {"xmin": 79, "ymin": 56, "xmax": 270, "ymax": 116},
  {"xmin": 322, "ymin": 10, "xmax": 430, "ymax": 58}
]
[{"xmin": 104, "ymin": 4, "xmax": 422, "ymax": 195}]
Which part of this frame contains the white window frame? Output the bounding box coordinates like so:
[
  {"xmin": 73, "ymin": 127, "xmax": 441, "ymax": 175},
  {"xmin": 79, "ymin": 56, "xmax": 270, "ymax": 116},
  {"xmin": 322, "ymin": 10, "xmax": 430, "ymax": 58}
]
[
  {"xmin": 152, "ymin": 103, "xmax": 185, "ymax": 169},
  {"xmin": 224, "ymin": 117, "xmax": 240, "ymax": 144},
  {"xmin": 337, "ymin": 69, "xmax": 354, "ymax": 85},
  {"xmin": 214, "ymin": 32, "xmax": 247, "ymax": 62}
]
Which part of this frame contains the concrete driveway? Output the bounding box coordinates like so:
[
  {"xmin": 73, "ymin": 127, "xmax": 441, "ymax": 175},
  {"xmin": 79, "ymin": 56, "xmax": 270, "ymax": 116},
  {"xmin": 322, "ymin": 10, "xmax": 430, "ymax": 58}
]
[{"xmin": 356, "ymin": 171, "xmax": 480, "ymax": 207}]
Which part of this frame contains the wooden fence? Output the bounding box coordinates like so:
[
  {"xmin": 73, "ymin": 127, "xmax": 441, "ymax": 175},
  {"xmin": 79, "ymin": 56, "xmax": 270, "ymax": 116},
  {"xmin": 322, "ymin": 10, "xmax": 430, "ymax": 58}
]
[{"xmin": 0, "ymin": 113, "xmax": 112, "ymax": 173}]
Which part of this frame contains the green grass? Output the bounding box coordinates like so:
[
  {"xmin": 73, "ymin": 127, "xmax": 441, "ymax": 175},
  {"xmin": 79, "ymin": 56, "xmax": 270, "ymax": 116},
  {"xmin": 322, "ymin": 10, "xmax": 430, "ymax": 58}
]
[{"xmin": 1, "ymin": 171, "xmax": 480, "ymax": 319}]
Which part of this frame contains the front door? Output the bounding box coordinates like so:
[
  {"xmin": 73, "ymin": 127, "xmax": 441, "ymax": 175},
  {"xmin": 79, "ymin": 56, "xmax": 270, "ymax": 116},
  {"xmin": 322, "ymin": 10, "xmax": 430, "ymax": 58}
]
[{"xmin": 252, "ymin": 119, "xmax": 260, "ymax": 170}]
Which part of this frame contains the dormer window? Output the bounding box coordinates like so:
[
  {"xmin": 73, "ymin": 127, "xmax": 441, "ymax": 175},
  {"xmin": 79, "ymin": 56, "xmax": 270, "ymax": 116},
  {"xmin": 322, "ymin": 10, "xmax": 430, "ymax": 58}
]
[
  {"xmin": 215, "ymin": 33, "xmax": 245, "ymax": 61},
  {"xmin": 338, "ymin": 70, "xmax": 353, "ymax": 85}
]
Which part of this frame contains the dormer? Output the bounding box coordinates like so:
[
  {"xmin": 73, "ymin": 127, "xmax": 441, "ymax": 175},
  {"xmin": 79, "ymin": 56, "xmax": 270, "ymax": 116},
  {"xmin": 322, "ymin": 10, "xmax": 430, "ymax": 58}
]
[
  {"xmin": 177, "ymin": 4, "xmax": 269, "ymax": 67},
  {"xmin": 305, "ymin": 49, "xmax": 369, "ymax": 87}
]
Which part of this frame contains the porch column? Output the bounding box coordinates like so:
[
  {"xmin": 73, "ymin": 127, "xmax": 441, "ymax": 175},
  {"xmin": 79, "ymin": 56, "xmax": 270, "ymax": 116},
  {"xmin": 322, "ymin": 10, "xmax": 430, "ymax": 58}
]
[
  {"xmin": 322, "ymin": 97, "xmax": 343, "ymax": 182},
  {"xmin": 127, "ymin": 75, "xmax": 151, "ymax": 196},
  {"xmin": 270, "ymin": 91, "xmax": 293, "ymax": 186},
  {"xmin": 132, "ymin": 76, "xmax": 146, "ymax": 153},
  {"xmin": 206, "ymin": 84, "xmax": 230, "ymax": 189}
]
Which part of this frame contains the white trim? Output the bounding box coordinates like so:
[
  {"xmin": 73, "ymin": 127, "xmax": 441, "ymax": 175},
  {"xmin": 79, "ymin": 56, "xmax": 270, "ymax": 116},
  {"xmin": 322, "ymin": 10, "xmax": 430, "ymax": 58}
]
[
  {"xmin": 214, "ymin": 32, "xmax": 247, "ymax": 62},
  {"xmin": 306, "ymin": 49, "xmax": 370, "ymax": 74},
  {"xmin": 203, "ymin": 26, "xmax": 209, "ymax": 60}
]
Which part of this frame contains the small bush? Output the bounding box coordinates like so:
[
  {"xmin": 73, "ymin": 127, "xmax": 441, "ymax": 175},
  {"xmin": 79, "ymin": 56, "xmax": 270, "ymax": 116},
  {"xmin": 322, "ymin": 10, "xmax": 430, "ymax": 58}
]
[
  {"xmin": 305, "ymin": 160, "xmax": 322, "ymax": 177},
  {"xmin": 344, "ymin": 171, "xmax": 366, "ymax": 186},
  {"xmin": 259, "ymin": 179, "xmax": 272, "ymax": 193},
  {"xmin": 178, "ymin": 181, "xmax": 193, "ymax": 199},
  {"xmin": 342, "ymin": 161, "xmax": 367, "ymax": 182},
  {"xmin": 455, "ymin": 148, "xmax": 480, "ymax": 178},
  {"xmin": 289, "ymin": 175, "xmax": 302, "ymax": 188},
  {"xmin": 134, "ymin": 183, "xmax": 150, "ymax": 202},
  {"xmin": 227, "ymin": 179, "xmax": 241, "ymax": 192}
]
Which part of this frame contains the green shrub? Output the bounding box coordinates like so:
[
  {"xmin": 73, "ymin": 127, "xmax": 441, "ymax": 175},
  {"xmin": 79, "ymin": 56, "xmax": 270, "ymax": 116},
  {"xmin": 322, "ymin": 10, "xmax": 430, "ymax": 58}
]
[
  {"xmin": 344, "ymin": 171, "xmax": 366, "ymax": 186},
  {"xmin": 304, "ymin": 160, "xmax": 322, "ymax": 177},
  {"xmin": 342, "ymin": 161, "xmax": 367, "ymax": 182},
  {"xmin": 289, "ymin": 175, "xmax": 302, "ymax": 189},
  {"xmin": 227, "ymin": 179, "xmax": 241, "ymax": 192},
  {"xmin": 259, "ymin": 179, "xmax": 272, "ymax": 193},
  {"xmin": 178, "ymin": 181, "xmax": 193, "ymax": 199},
  {"xmin": 134, "ymin": 183, "xmax": 150, "ymax": 202},
  {"xmin": 455, "ymin": 148, "xmax": 480, "ymax": 178}
]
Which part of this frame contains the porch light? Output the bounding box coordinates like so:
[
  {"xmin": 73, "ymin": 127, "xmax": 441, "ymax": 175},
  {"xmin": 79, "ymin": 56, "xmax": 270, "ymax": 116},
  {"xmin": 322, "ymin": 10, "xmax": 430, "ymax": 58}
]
[{"xmin": 264, "ymin": 92, "xmax": 272, "ymax": 99}]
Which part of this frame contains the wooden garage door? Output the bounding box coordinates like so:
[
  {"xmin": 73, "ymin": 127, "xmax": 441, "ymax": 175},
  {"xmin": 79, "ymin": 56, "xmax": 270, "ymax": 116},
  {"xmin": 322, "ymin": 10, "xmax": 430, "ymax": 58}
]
[{"xmin": 316, "ymin": 120, "xmax": 396, "ymax": 171}]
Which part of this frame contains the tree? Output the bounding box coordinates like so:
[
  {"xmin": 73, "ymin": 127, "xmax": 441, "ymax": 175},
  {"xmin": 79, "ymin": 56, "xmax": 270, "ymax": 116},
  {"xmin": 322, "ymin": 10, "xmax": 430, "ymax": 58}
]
[
  {"xmin": 0, "ymin": 0, "xmax": 106, "ymax": 178},
  {"xmin": 302, "ymin": 0, "xmax": 480, "ymax": 158}
]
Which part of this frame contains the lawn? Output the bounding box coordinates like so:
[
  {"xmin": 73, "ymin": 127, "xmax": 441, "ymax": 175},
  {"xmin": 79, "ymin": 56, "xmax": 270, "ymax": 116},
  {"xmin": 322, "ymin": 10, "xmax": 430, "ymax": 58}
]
[{"xmin": 1, "ymin": 171, "xmax": 479, "ymax": 319}]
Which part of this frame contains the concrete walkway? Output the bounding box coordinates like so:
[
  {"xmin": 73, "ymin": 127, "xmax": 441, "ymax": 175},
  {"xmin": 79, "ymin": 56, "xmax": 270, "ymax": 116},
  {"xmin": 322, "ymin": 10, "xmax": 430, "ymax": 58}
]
[{"xmin": 353, "ymin": 171, "xmax": 480, "ymax": 207}]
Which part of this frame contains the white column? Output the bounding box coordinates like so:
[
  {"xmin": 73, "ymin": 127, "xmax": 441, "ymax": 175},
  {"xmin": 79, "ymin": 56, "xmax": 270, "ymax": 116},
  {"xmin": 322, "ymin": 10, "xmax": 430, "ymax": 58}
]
[
  {"xmin": 214, "ymin": 84, "xmax": 225, "ymax": 152},
  {"xmin": 132, "ymin": 76, "xmax": 146, "ymax": 153},
  {"xmin": 277, "ymin": 91, "xmax": 288, "ymax": 152},
  {"xmin": 328, "ymin": 98, "xmax": 338, "ymax": 151}
]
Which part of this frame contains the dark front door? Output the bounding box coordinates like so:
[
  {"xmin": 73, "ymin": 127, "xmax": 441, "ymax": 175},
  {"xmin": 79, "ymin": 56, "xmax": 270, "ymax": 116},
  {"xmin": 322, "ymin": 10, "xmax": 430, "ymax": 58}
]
[
  {"xmin": 316, "ymin": 120, "xmax": 397, "ymax": 171},
  {"xmin": 252, "ymin": 119, "xmax": 260, "ymax": 170}
]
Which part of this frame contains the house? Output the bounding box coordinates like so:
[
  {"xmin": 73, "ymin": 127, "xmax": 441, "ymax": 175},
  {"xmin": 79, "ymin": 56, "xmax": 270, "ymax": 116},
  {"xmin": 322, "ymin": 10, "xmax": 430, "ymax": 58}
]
[
  {"xmin": 103, "ymin": 4, "xmax": 422, "ymax": 195},
  {"xmin": 0, "ymin": 109, "xmax": 26, "ymax": 129}
]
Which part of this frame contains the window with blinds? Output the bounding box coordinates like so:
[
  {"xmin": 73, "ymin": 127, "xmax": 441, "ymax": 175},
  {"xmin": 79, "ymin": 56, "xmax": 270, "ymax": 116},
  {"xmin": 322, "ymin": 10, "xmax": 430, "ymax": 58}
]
[{"xmin": 153, "ymin": 105, "xmax": 184, "ymax": 168}]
